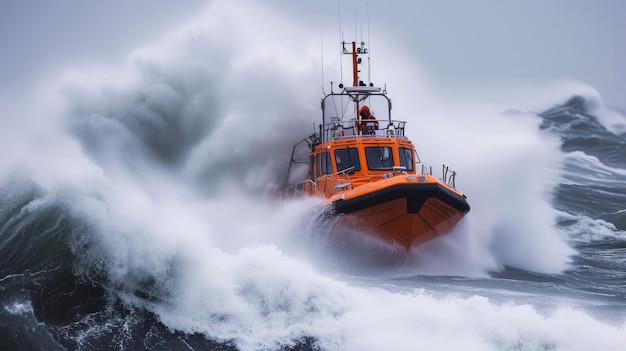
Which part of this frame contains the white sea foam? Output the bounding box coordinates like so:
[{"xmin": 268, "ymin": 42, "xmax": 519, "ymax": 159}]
[
  {"xmin": 562, "ymin": 150, "xmax": 626, "ymax": 186},
  {"xmin": 2, "ymin": 1, "xmax": 624, "ymax": 350},
  {"xmin": 4, "ymin": 301, "xmax": 33, "ymax": 315},
  {"xmin": 557, "ymin": 210, "xmax": 626, "ymax": 243},
  {"xmin": 592, "ymin": 102, "xmax": 626, "ymax": 135}
]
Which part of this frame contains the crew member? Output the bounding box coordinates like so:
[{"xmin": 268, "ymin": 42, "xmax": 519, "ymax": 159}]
[{"xmin": 358, "ymin": 105, "xmax": 378, "ymax": 135}]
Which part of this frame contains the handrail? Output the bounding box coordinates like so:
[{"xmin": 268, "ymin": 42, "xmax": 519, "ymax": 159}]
[
  {"xmin": 442, "ymin": 164, "xmax": 457, "ymax": 188},
  {"xmin": 420, "ymin": 164, "xmax": 459, "ymax": 188},
  {"xmin": 323, "ymin": 119, "xmax": 408, "ymax": 142},
  {"xmin": 284, "ymin": 133, "xmax": 320, "ymax": 188},
  {"xmin": 321, "ymin": 166, "xmax": 355, "ymax": 184},
  {"xmin": 421, "ymin": 164, "xmax": 432, "ymax": 175},
  {"xmin": 282, "ymin": 179, "xmax": 315, "ymax": 197}
]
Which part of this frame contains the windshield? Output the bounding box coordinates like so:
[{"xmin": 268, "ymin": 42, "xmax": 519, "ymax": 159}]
[
  {"xmin": 399, "ymin": 147, "xmax": 415, "ymax": 171},
  {"xmin": 334, "ymin": 148, "xmax": 361, "ymax": 173},
  {"xmin": 365, "ymin": 146, "xmax": 394, "ymax": 170}
]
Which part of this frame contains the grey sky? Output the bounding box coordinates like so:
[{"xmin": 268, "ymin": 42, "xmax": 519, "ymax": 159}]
[{"xmin": 1, "ymin": 0, "xmax": 623, "ymax": 108}]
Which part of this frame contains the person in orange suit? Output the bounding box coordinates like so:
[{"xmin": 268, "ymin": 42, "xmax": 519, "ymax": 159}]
[{"xmin": 358, "ymin": 105, "xmax": 378, "ymax": 135}]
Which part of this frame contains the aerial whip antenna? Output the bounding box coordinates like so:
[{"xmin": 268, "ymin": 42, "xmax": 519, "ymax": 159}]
[
  {"xmin": 338, "ymin": 0, "xmax": 343, "ymax": 87},
  {"xmin": 354, "ymin": 9, "xmax": 357, "ymax": 45},
  {"xmin": 321, "ymin": 24, "xmax": 326, "ymax": 96},
  {"xmin": 367, "ymin": 1, "xmax": 372, "ymax": 85}
]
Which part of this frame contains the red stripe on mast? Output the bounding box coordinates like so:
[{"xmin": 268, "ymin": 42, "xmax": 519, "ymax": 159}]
[{"xmin": 351, "ymin": 41, "xmax": 358, "ymax": 87}]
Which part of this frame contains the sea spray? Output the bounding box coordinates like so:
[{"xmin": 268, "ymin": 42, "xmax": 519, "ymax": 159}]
[{"xmin": 2, "ymin": 1, "xmax": 625, "ymax": 350}]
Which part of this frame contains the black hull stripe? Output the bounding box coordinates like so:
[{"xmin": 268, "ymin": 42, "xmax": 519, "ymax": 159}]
[{"xmin": 332, "ymin": 183, "xmax": 470, "ymax": 215}]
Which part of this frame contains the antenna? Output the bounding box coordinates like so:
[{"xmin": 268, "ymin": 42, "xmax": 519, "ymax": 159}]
[
  {"xmin": 367, "ymin": 1, "xmax": 371, "ymax": 85},
  {"xmin": 321, "ymin": 24, "xmax": 326, "ymax": 96},
  {"xmin": 353, "ymin": 9, "xmax": 357, "ymax": 44},
  {"xmin": 338, "ymin": 0, "xmax": 343, "ymax": 87}
]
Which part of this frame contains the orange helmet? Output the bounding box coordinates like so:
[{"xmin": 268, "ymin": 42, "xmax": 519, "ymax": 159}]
[{"xmin": 359, "ymin": 105, "xmax": 370, "ymax": 116}]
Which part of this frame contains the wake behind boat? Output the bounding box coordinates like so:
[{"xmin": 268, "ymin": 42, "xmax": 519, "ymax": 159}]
[{"xmin": 285, "ymin": 39, "xmax": 469, "ymax": 252}]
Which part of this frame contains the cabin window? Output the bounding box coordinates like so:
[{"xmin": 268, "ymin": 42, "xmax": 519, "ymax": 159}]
[
  {"xmin": 315, "ymin": 154, "xmax": 321, "ymax": 178},
  {"xmin": 315, "ymin": 153, "xmax": 330, "ymax": 176},
  {"xmin": 365, "ymin": 146, "xmax": 394, "ymax": 170},
  {"xmin": 334, "ymin": 148, "xmax": 360, "ymax": 173},
  {"xmin": 309, "ymin": 155, "xmax": 314, "ymax": 179},
  {"xmin": 319, "ymin": 152, "xmax": 332, "ymax": 174},
  {"xmin": 399, "ymin": 147, "xmax": 415, "ymax": 171}
]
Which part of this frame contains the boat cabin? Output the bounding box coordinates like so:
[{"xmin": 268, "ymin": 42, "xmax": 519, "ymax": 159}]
[{"xmin": 301, "ymin": 85, "xmax": 420, "ymax": 199}]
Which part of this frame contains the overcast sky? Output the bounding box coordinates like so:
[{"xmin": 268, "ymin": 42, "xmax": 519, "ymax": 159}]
[{"xmin": 1, "ymin": 0, "xmax": 624, "ymax": 109}]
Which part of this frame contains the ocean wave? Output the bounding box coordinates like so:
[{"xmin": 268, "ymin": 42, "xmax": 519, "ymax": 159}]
[{"xmin": 1, "ymin": 1, "xmax": 625, "ymax": 350}]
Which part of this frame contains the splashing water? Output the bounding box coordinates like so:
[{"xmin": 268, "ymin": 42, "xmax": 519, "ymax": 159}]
[{"xmin": 2, "ymin": 1, "xmax": 625, "ymax": 350}]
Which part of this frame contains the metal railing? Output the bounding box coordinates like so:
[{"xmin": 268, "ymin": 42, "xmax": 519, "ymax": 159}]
[
  {"xmin": 420, "ymin": 164, "xmax": 458, "ymax": 188},
  {"xmin": 282, "ymin": 179, "xmax": 315, "ymax": 197},
  {"xmin": 322, "ymin": 119, "xmax": 408, "ymax": 142},
  {"xmin": 442, "ymin": 164, "xmax": 457, "ymax": 188}
]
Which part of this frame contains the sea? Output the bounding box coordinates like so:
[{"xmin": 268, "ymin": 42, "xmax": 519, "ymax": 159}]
[{"xmin": 1, "ymin": 7, "xmax": 625, "ymax": 351}]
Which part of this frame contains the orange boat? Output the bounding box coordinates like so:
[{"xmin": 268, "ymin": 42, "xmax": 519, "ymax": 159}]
[{"xmin": 285, "ymin": 40, "xmax": 469, "ymax": 252}]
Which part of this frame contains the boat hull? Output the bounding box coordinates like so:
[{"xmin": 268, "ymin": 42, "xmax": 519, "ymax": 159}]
[{"xmin": 330, "ymin": 183, "xmax": 469, "ymax": 251}]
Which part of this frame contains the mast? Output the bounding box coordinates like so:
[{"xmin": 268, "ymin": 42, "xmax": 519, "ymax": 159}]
[
  {"xmin": 342, "ymin": 40, "xmax": 367, "ymax": 87},
  {"xmin": 351, "ymin": 41, "xmax": 358, "ymax": 87},
  {"xmin": 342, "ymin": 40, "xmax": 369, "ymax": 121}
]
